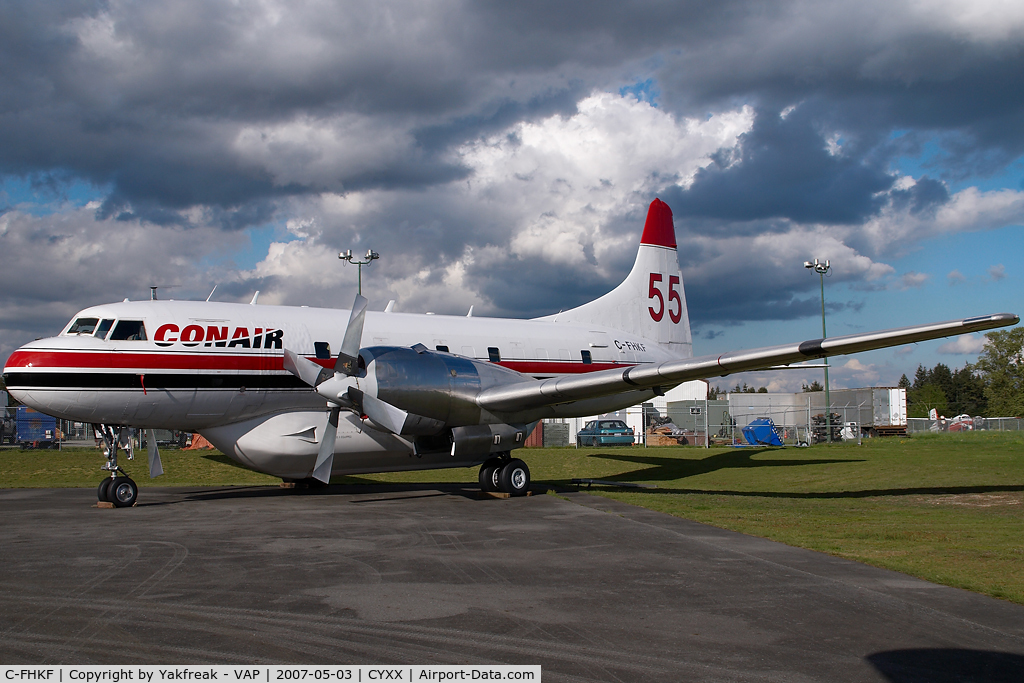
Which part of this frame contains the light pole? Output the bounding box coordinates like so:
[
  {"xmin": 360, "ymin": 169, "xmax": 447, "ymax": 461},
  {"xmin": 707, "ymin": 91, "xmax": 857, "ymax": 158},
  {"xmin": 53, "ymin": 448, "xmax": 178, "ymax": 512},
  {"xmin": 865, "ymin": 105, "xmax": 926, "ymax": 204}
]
[
  {"xmin": 339, "ymin": 249, "xmax": 380, "ymax": 295},
  {"xmin": 804, "ymin": 258, "xmax": 832, "ymax": 443}
]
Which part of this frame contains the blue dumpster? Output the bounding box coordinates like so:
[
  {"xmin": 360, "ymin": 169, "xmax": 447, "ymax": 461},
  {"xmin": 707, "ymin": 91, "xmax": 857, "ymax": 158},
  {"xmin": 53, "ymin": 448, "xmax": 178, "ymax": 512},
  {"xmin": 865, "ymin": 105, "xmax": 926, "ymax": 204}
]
[
  {"xmin": 741, "ymin": 418, "xmax": 784, "ymax": 447},
  {"xmin": 16, "ymin": 406, "xmax": 58, "ymax": 446}
]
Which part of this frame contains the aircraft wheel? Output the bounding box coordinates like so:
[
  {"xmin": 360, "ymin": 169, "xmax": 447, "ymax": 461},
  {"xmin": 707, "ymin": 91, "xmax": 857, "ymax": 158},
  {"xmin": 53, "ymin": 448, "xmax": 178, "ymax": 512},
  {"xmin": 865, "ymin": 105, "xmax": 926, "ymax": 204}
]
[
  {"xmin": 498, "ymin": 459, "xmax": 530, "ymax": 497},
  {"xmin": 479, "ymin": 458, "xmax": 502, "ymax": 492},
  {"xmin": 97, "ymin": 478, "xmax": 113, "ymax": 502},
  {"xmin": 110, "ymin": 477, "xmax": 138, "ymax": 508}
]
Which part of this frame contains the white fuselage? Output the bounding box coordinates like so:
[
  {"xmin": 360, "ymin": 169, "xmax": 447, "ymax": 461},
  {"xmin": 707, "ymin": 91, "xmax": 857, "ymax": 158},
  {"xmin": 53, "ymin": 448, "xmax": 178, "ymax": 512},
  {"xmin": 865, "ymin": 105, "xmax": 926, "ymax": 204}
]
[{"xmin": 5, "ymin": 300, "xmax": 678, "ymax": 478}]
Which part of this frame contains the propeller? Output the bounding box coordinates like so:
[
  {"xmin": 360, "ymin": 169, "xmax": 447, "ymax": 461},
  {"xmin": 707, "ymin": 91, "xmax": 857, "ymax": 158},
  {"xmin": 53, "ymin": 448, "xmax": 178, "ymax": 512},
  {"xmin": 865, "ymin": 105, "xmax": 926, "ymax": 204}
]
[
  {"xmin": 282, "ymin": 295, "xmax": 368, "ymax": 483},
  {"xmin": 283, "ymin": 295, "xmax": 453, "ymax": 481}
]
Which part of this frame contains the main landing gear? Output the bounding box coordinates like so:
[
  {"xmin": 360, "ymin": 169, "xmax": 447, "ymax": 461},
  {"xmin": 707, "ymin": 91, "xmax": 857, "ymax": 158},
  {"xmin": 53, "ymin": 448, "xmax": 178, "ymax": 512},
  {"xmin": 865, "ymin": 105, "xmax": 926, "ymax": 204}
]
[
  {"xmin": 95, "ymin": 425, "xmax": 139, "ymax": 507},
  {"xmin": 479, "ymin": 454, "xmax": 531, "ymax": 497}
]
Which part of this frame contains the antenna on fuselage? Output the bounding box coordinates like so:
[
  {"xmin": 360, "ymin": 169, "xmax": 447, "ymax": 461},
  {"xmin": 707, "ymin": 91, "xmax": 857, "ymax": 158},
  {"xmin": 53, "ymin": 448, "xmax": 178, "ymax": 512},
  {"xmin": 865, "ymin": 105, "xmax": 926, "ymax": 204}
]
[
  {"xmin": 149, "ymin": 284, "xmax": 180, "ymax": 301},
  {"xmin": 206, "ymin": 285, "xmax": 218, "ymax": 302}
]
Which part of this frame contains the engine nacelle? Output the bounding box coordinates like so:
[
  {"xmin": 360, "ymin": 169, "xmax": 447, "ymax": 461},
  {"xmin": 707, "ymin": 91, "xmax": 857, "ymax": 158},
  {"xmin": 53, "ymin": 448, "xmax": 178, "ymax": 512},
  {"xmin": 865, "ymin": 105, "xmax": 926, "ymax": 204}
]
[{"xmin": 359, "ymin": 344, "xmax": 530, "ymax": 428}]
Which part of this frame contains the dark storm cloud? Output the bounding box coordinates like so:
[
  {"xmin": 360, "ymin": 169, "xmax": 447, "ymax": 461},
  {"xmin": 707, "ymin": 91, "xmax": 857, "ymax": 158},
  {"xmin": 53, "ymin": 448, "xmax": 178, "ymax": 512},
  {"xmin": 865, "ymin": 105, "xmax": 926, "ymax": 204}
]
[
  {"xmin": 889, "ymin": 176, "xmax": 950, "ymax": 216},
  {"xmin": 2, "ymin": 0, "xmax": 1024, "ymax": 356},
  {"xmin": 666, "ymin": 106, "xmax": 895, "ymax": 224},
  {"xmin": 653, "ymin": 4, "xmax": 1024, "ymax": 179},
  {"xmin": 3, "ymin": 0, "xmax": 1023, "ymax": 223}
]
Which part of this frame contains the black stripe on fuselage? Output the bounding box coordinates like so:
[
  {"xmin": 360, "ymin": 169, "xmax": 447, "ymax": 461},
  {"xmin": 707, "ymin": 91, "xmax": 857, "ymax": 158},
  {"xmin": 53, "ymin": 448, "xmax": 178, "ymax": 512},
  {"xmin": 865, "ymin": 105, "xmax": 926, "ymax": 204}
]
[{"xmin": 3, "ymin": 372, "xmax": 309, "ymax": 390}]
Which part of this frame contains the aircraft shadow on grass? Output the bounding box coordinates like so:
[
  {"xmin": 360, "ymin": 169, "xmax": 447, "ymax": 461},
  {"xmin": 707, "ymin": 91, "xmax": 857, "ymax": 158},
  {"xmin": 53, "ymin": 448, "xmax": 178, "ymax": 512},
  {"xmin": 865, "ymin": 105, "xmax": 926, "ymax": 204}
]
[
  {"xmin": 153, "ymin": 451, "xmax": 1023, "ymax": 504},
  {"xmin": 577, "ymin": 450, "xmax": 1024, "ymax": 500},
  {"xmin": 867, "ymin": 648, "xmax": 1024, "ymax": 683}
]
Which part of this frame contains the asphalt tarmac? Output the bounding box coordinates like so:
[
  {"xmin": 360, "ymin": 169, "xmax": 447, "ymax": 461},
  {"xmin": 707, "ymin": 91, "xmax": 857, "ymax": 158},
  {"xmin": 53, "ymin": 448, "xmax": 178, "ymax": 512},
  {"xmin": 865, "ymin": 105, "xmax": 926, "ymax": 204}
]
[{"xmin": 1, "ymin": 484, "xmax": 1023, "ymax": 682}]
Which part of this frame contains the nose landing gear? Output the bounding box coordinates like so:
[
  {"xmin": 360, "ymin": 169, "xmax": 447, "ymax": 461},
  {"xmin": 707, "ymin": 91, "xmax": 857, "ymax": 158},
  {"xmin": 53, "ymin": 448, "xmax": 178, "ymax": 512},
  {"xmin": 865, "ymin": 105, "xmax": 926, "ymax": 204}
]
[
  {"xmin": 479, "ymin": 453, "xmax": 531, "ymax": 497},
  {"xmin": 94, "ymin": 425, "xmax": 140, "ymax": 507}
]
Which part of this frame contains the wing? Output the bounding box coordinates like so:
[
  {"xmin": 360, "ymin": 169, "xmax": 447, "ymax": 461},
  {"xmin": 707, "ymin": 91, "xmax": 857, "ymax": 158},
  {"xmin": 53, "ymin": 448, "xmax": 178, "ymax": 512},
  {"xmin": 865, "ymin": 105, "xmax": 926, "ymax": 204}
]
[{"xmin": 477, "ymin": 313, "xmax": 1018, "ymax": 413}]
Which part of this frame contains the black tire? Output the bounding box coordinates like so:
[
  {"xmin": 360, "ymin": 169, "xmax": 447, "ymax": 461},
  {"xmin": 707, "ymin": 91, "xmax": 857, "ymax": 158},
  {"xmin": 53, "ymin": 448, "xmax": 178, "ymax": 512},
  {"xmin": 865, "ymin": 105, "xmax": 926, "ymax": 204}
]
[
  {"xmin": 97, "ymin": 478, "xmax": 113, "ymax": 502},
  {"xmin": 498, "ymin": 458, "xmax": 530, "ymax": 497},
  {"xmin": 479, "ymin": 457, "xmax": 502, "ymax": 492},
  {"xmin": 110, "ymin": 477, "xmax": 138, "ymax": 507}
]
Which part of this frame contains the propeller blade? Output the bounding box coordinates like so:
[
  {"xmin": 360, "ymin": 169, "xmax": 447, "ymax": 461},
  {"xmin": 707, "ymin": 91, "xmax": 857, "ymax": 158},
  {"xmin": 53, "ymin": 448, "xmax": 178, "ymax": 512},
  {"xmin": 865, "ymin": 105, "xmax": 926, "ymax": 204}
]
[
  {"xmin": 348, "ymin": 387, "xmax": 445, "ymax": 436},
  {"xmin": 147, "ymin": 428, "xmax": 164, "ymax": 478},
  {"xmin": 360, "ymin": 391, "xmax": 410, "ymax": 434},
  {"xmin": 283, "ymin": 348, "xmax": 333, "ymax": 387},
  {"xmin": 335, "ymin": 294, "xmax": 368, "ymax": 375},
  {"xmin": 312, "ymin": 406, "xmax": 340, "ymax": 483}
]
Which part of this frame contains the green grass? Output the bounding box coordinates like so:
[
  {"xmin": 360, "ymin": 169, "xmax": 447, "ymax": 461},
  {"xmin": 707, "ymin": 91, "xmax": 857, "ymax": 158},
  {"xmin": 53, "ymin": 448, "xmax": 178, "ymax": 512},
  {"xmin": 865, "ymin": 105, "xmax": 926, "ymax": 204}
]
[
  {"xmin": 2, "ymin": 432, "xmax": 1022, "ymax": 604},
  {"xmin": 0, "ymin": 447, "xmax": 279, "ymax": 487}
]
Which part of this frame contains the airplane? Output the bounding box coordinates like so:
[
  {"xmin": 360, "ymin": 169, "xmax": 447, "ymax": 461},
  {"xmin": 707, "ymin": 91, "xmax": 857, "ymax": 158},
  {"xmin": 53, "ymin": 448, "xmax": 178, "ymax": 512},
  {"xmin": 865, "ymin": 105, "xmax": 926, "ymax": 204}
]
[{"xmin": 3, "ymin": 199, "xmax": 1018, "ymax": 506}]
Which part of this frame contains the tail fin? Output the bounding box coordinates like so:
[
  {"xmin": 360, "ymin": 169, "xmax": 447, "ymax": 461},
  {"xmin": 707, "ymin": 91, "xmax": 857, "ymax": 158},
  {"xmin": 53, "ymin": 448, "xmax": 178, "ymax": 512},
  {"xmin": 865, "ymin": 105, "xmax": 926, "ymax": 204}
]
[{"xmin": 536, "ymin": 198, "xmax": 693, "ymax": 359}]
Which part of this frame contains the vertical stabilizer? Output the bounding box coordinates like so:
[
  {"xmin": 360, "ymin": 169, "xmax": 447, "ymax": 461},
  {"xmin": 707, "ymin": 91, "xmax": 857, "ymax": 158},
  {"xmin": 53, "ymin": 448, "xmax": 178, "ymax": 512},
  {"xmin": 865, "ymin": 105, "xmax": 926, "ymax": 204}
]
[{"xmin": 535, "ymin": 198, "xmax": 693, "ymax": 359}]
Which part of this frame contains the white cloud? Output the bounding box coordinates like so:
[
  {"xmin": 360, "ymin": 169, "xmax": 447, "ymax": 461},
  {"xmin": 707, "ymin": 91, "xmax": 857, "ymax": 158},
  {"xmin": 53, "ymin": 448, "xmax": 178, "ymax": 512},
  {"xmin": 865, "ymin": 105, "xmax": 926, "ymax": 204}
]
[
  {"xmin": 241, "ymin": 93, "xmax": 755, "ymax": 312},
  {"xmin": 898, "ymin": 271, "xmax": 930, "ymax": 289},
  {"xmin": 459, "ymin": 93, "xmax": 753, "ymax": 267},
  {"xmin": 938, "ymin": 334, "xmax": 987, "ymax": 354},
  {"xmin": 988, "ymin": 263, "xmax": 1006, "ymax": 281},
  {"xmin": 947, "ymin": 269, "xmax": 966, "ymax": 285},
  {"xmin": 859, "ymin": 185, "xmax": 1024, "ymax": 257}
]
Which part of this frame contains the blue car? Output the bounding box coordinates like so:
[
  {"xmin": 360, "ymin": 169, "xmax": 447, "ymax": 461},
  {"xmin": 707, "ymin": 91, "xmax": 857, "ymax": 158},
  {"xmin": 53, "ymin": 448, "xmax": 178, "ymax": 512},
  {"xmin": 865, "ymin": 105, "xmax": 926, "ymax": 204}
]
[{"xmin": 576, "ymin": 419, "xmax": 635, "ymax": 447}]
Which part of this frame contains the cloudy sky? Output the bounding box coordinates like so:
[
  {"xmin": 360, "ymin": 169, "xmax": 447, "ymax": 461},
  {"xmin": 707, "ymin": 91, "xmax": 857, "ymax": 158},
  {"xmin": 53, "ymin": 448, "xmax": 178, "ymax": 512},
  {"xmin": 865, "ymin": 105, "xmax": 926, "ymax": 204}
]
[{"xmin": 2, "ymin": 0, "xmax": 1022, "ymax": 391}]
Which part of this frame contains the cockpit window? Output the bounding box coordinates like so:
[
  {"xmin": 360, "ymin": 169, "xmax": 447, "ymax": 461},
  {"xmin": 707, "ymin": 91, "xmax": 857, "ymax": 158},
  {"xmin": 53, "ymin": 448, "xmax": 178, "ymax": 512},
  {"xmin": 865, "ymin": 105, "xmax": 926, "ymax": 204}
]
[
  {"xmin": 66, "ymin": 318, "xmax": 99, "ymax": 335},
  {"xmin": 109, "ymin": 320, "xmax": 148, "ymax": 341},
  {"xmin": 95, "ymin": 319, "xmax": 115, "ymax": 339}
]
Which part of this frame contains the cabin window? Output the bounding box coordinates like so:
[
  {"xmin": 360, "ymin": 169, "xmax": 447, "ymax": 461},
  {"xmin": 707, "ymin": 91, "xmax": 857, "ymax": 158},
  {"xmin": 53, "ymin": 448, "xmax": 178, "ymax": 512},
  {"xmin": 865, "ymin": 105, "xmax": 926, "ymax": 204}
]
[
  {"xmin": 95, "ymin": 319, "xmax": 115, "ymax": 339},
  {"xmin": 314, "ymin": 342, "xmax": 331, "ymax": 359},
  {"xmin": 109, "ymin": 320, "xmax": 148, "ymax": 341},
  {"xmin": 435, "ymin": 345, "xmax": 449, "ymax": 352},
  {"xmin": 581, "ymin": 350, "xmax": 592, "ymax": 364},
  {"xmin": 488, "ymin": 347, "xmax": 501, "ymax": 362},
  {"xmin": 66, "ymin": 318, "xmax": 99, "ymax": 335}
]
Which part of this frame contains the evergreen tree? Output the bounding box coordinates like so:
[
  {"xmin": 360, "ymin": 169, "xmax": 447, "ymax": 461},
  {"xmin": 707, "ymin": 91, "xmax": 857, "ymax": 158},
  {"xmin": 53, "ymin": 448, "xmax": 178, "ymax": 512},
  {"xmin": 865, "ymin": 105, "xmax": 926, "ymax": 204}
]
[
  {"xmin": 802, "ymin": 380, "xmax": 824, "ymax": 392},
  {"xmin": 898, "ymin": 374, "xmax": 911, "ymax": 389},
  {"xmin": 929, "ymin": 363, "xmax": 955, "ymax": 407},
  {"xmin": 949, "ymin": 365, "xmax": 987, "ymax": 416},
  {"xmin": 912, "ymin": 364, "xmax": 928, "ymax": 389}
]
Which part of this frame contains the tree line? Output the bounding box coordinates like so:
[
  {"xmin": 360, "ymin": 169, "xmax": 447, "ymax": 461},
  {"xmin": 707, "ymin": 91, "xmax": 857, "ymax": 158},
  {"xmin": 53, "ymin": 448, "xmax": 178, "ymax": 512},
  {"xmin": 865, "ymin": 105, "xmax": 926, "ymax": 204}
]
[{"xmin": 899, "ymin": 328, "xmax": 1023, "ymax": 418}]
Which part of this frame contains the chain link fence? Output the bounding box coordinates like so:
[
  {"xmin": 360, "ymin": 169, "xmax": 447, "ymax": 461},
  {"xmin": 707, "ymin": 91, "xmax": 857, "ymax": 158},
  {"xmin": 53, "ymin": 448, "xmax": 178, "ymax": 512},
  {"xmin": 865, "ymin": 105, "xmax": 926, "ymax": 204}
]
[{"xmin": 907, "ymin": 416, "xmax": 1023, "ymax": 433}]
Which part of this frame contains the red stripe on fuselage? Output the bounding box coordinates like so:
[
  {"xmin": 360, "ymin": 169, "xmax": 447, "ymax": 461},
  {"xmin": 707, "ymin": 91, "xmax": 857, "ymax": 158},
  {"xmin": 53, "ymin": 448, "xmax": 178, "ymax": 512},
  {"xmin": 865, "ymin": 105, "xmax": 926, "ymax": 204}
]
[
  {"xmin": 5, "ymin": 349, "xmax": 291, "ymax": 372},
  {"xmin": 4, "ymin": 349, "xmax": 636, "ymax": 375}
]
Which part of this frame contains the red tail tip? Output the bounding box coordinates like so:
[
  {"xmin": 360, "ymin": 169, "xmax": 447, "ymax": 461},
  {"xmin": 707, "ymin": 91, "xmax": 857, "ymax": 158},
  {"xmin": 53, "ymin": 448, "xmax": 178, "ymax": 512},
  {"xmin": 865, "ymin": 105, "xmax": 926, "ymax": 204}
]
[{"xmin": 640, "ymin": 198, "xmax": 677, "ymax": 248}]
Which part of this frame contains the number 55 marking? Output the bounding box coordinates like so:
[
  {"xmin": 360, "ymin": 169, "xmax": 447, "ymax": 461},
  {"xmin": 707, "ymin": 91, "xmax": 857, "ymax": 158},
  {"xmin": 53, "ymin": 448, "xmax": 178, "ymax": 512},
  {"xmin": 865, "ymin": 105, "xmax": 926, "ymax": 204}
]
[{"xmin": 649, "ymin": 273, "xmax": 682, "ymax": 324}]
